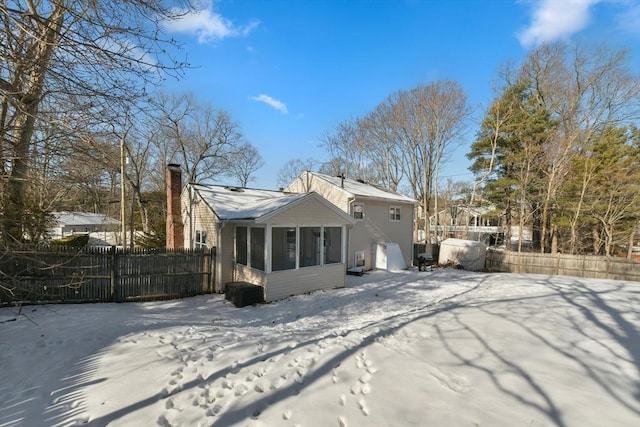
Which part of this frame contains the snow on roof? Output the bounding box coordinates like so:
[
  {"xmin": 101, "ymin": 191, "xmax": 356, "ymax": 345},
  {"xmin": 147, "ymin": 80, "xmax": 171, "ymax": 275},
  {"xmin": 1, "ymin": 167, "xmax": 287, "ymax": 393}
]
[
  {"xmin": 52, "ymin": 211, "xmax": 120, "ymax": 227},
  {"xmin": 191, "ymin": 184, "xmax": 309, "ymax": 220},
  {"xmin": 309, "ymin": 172, "xmax": 416, "ymax": 203},
  {"xmin": 441, "ymin": 238, "xmax": 487, "ymax": 248}
]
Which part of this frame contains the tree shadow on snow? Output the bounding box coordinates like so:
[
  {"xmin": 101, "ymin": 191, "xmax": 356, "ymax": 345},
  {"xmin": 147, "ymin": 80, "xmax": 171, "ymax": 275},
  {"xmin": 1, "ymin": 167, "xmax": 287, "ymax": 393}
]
[{"xmin": 42, "ymin": 271, "xmax": 640, "ymax": 427}]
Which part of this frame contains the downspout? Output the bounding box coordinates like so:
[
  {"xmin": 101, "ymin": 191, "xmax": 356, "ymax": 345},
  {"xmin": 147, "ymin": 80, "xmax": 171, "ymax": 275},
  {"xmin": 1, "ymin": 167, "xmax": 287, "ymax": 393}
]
[
  {"xmin": 217, "ymin": 219, "xmax": 228, "ymax": 292},
  {"xmin": 347, "ymin": 197, "xmax": 356, "ymax": 268}
]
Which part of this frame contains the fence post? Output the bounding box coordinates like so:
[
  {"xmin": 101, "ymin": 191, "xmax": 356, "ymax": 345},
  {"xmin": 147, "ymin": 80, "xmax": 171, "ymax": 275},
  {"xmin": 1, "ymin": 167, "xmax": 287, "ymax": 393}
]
[
  {"xmin": 201, "ymin": 248, "xmax": 210, "ymax": 293},
  {"xmin": 209, "ymin": 247, "xmax": 216, "ymax": 293},
  {"xmin": 110, "ymin": 246, "xmax": 119, "ymax": 302}
]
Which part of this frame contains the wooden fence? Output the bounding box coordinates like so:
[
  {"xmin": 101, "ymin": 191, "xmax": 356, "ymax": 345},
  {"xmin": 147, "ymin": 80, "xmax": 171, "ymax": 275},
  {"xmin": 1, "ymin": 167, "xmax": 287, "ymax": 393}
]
[
  {"xmin": 486, "ymin": 248, "xmax": 640, "ymax": 282},
  {"xmin": 0, "ymin": 246, "xmax": 216, "ymax": 305}
]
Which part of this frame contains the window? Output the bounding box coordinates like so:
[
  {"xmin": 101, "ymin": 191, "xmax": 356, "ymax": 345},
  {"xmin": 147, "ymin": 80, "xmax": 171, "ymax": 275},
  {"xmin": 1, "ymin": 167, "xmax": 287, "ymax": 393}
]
[
  {"xmin": 355, "ymin": 251, "xmax": 366, "ymax": 267},
  {"xmin": 195, "ymin": 230, "xmax": 207, "ymax": 249},
  {"xmin": 300, "ymin": 227, "xmax": 321, "ymax": 267},
  {"xmin": 324, "ymin": 227, "xmax": 342, "ymax": 264},
  {"xmin": 272, "ymin": 227, "xmax": 296, "ymax": 271},
  {"xmin": 389, "ymin": 206, "xmax": 401, "ymax": 222},
  {"xmin": 236, "ymin": 226, "xmax": 247, "ymax": 265},
  {"xmin": 352, "ymin": 203, "xmax": 364, "ymax": 220},
  {"xmin": 250, "ymin": 227, "xmax": 265, "ymax": 271}
]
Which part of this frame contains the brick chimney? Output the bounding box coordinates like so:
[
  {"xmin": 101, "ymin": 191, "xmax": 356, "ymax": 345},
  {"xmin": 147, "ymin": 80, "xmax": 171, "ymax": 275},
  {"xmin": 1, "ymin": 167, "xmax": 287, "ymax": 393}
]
[{"xmin": 166, "ymin": 164, "xmax": 184, "ymax": 249}]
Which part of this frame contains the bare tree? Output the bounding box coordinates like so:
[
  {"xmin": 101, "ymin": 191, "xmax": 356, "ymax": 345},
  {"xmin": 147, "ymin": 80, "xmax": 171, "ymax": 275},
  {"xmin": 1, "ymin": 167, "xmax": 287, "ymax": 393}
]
[
  {"xmin": 369, "ymin": 82, "xmax": 471, "ymax": 243},
  {"xmin": 277, "ymin": 158, "xmax": 316, "ymax": 189},
  {"xmin": 362, "ymin": 99, "xmax": 405, "ymax": 191},
  {"xmin": 226, "ymin": 143, "xmax": 265, "ymax": 187},
  {"xmin": 154, "ymin": 93, "xmax": 242, "ymax": 185},
  {"xmin": 320, "ymin": 118, "xmax": 371, "ymax": 181},
  {"xmin": 152, "ymin": 92, "xmax": 246, "ymax": 247},
  {"xmin": 0, "ymin": 0, "xmax": 189, "ymax": 242}
]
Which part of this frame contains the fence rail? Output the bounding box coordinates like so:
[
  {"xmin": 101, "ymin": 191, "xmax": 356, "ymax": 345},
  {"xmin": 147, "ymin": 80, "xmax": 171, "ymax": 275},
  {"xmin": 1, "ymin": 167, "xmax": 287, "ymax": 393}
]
[
  {"xmin": 486, "ymin": 249, "xmax": 640, "ymax": 282},
  {"xmin": 0, "ymin": 246, "xmax": 216, "ymax": 305}
]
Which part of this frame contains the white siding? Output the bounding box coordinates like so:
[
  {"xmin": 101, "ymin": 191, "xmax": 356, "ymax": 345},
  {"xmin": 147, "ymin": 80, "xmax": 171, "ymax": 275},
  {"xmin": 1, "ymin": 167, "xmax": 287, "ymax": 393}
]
[
  {"xmin": 286, "ymin": 172, "xmax": 350, "ymax": 211},
  {"xmin": 219, "ymin": 225, "xmax": 234, "ymax": 290},
  {"xmin": 287, "ymin": 172, "xmax": 415, "ymax": 270},
  {"xmin": 268, "ymin": 197, "xmax": 349, "ymax": 226},
  {"xmin": 348, "ymin": 199, "xmax": 414, "ymax": 269},
  {"xmin": 234, "ymin": 264, "xmax": 267, "ymax": 299},
  {"xmin": 181, "ymin": 188, "xmax": 218, "ymax": 250},
  {"xmin": 264, "ymin": 263, "xmax": 345, "ymax": 302}
]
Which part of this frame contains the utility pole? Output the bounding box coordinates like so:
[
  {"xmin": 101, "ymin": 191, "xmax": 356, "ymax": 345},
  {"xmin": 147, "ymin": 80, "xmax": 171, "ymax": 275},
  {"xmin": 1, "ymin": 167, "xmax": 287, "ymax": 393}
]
[{"xmin": 120, "ymin": 135, "xmax": 126, "ymax": 248}]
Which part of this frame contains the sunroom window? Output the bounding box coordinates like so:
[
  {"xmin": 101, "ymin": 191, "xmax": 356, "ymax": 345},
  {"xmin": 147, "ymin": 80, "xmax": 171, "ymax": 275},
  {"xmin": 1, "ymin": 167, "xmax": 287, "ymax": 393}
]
[
  {"xmin": 236, "ymin": 226, "xmax": 247, "ymax": 265},
  {"xmin": 324, "ymin": 227, "xmax": 342, "ymax": 264},
  {"xmin": 272, "ymin": 227, "xmax": 296, "ymax": 271},
  {"xmin": 250, "ymin": 227, "xmax": 265, "ymax": 271},
  {"xmin": 300, "ymin": 227, "xmax": 321, "ymax": 267}
]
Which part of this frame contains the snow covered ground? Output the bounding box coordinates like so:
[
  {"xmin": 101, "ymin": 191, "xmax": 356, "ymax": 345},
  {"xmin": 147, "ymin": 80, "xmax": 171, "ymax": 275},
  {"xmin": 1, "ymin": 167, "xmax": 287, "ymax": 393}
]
[{"xmin": 1, "ymin": 269, "xmax": 638, "ymax": 427}]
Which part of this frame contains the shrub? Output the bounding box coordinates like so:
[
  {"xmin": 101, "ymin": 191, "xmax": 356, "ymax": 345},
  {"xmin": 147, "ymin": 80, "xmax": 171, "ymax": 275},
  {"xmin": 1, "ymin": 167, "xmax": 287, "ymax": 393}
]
[{"xmin": 51, "ymin": 234, "xmax": 89, "ymax": 248}]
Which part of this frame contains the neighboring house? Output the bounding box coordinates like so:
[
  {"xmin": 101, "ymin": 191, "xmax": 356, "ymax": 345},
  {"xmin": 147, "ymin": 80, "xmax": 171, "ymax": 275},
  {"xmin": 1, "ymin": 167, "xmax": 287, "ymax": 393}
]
[
  {"xmin": 173, "ymin": 180, "xmax": 355, "ymax": 302},
  {"xmin": 49, "ymin": 211, "xmax": 120, "ymax": 241},
  {"xmin": 428, "ymin": 204, "xmax": 530, "ymax": 246},
  {"xmin": 285, "ymin": 172, "xmax": 416, "ymax": 270}
]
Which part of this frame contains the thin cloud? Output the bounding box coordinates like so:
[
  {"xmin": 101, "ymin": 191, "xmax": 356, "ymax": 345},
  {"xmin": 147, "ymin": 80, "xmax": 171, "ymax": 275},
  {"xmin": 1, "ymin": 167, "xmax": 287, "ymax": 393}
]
[
  {"xmin": 518, "ymin": 0, "xmax": 603, "ymax": 47},
  {"xmin": 251, "ymin": 94, "xmax": 288, "ymax": 114},
  {"xmin": 163, "ymin": 1, "xmax": 259, "ymax": 44},
  {"xmin": 618, "ymin": 3, "xmax": 640, "ymax": 34}
]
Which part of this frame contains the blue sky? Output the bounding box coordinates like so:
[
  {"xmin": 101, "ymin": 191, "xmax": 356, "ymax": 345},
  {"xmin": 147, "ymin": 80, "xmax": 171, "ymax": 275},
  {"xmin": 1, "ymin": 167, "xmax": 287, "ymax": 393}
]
[{"xmin": 161, "ymin": 0, "xmax": 640, "ymax": 190}]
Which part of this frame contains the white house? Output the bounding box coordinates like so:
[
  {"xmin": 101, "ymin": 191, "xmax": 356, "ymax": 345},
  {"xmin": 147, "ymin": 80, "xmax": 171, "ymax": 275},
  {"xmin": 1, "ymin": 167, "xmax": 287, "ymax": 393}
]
[
  {"xmin": 173, "ymin": 181, "xmax": 355, "ymax": 302},
  {"xmin": 428, "ymin": 204, "xmax": 532, "ymax": 247},
  {"xmin": 49, "ymin": 211, "xmax": 120, "ymax": 243},
  {"xmin": 285, "ymin": 172, "xmax": 417, "ymax": 271}
]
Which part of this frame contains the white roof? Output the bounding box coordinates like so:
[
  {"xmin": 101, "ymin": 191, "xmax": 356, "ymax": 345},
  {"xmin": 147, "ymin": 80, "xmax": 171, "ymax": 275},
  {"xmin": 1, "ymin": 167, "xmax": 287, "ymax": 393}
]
[
  {"xmin": 306, "ymin": 172, "xmax": 416, "ymax": 204},
  {"xmin": 441, "ymin": 238, "xmax": 487, "ymax": 248},
  {"xmin": 191, "ymin": 184, "xmax": 315, "ymax": 221},
  {"xmin": 52, "ymin": 212, "xmax": 120, "ymax": 227}
]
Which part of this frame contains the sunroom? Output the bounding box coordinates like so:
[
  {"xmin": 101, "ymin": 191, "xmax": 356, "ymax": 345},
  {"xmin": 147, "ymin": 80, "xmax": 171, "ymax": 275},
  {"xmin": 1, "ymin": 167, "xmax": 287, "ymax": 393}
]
[{"xmin": 183, "ymin": 184, "xmax": 355, "ymax": 302}]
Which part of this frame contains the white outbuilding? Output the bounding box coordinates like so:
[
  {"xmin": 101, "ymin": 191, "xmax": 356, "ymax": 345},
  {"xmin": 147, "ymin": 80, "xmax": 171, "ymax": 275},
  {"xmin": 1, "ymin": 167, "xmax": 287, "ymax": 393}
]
[{"xmin": 438, "ymin": 238, "xmax": 487, "ymax": 271}]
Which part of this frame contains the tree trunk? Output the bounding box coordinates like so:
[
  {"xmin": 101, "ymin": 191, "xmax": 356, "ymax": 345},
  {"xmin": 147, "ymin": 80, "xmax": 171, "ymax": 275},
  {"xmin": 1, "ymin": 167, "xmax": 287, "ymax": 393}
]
[
  {"xmin": 593, "ymin": 227, "xmax": 602, "ymax": 255},
  {"xmin": 3, "ymin": 3, "xmax": 65, "ymax": 241}
]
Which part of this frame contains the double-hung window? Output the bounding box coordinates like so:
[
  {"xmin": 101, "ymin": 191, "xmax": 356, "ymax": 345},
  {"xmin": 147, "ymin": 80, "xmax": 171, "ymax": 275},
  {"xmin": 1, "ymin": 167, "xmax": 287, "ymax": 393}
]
[
  {"xmin": 195, "ymin": 230, "xmax": 207, "ymax": 249},
  {"xmin": 389, "ymin": 206, "xmax": 401, "ymax": 222},
  {"xmin": 352, "ymin": 203, "xmax": 364, "ymax": 221}
]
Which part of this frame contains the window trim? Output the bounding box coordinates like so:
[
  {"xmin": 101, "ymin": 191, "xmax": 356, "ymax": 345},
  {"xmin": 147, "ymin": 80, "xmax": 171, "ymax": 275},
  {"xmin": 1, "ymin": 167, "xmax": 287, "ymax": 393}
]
[
  {"xmin": 195, "ymin": 229, "xmax": 207, "ymax": 249},
  {"xmin": 352, "ymin": 202, "xmax": 365, "ymax": 221},
  {"xmin": 389, "ymin": 205, "xmax": 401, "ymax": 222}
]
